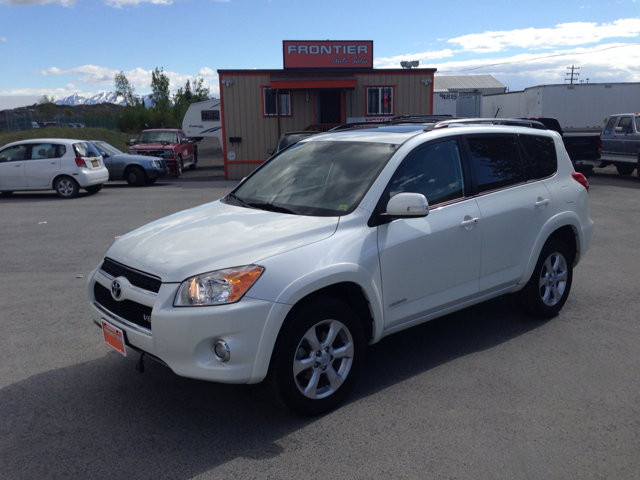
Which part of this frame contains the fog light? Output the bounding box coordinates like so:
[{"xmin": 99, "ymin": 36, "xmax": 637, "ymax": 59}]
[{"xmin": 213, "ymin": 340, "xmax": 230, "ymax": 362}]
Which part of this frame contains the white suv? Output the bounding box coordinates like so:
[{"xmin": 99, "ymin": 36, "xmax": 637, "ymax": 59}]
[
  {"xmin": 0, "ymin": 138, "xmax": 108, "ymax": 198},
  {"xmin": 87, "ymin": 119, "xmax": 593, "ymax": 415}
]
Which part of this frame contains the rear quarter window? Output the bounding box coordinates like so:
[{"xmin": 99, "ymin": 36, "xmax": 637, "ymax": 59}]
[
  {"xmin": 518, "ymin": 134, "xmax": 557, "ymax": 179},
  {"xmin": 602, "ymin": 117, "xmax": 617, "ymax": 136}
]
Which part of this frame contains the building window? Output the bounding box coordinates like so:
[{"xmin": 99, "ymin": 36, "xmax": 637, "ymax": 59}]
[
  {"xmin": 201, "ymin": 110, "xmax": 220, "ymax": 122},
  {"xmin": 367, "ymin": 86, "xmax": 394, "ymax": 115},
  {"xmin": 263, "ymin": 88, "xmax": 291, "ymax": 116}
]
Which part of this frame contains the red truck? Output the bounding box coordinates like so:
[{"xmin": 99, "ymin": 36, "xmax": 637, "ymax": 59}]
[{"xmin": 127, "ymin": 129, "xmax": 197, "ymax": 177}]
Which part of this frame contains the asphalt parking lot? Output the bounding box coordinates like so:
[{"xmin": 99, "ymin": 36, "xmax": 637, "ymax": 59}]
[{"xmin": 1, "ymin": 169, "xmax": 639, "ymax": 479}]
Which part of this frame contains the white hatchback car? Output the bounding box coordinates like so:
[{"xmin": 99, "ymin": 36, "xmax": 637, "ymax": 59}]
[
  {"xmin": 87, "ymin": 119, "xmax": 593, "ymax": 415},
  {"xmin": 0, "ymin": 138, "xmax": 108, "ymax": 198}
]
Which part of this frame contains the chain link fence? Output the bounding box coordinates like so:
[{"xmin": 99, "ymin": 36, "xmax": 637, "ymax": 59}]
[{"xmin": 0, "ymin": 114, "xmax": 118, "ymax": 132}]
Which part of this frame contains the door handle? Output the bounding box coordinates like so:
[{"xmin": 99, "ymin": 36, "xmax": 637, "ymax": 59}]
[
  {"xmin": 460, "ymin": 217, "xmax": 479, "ymax": 227},
  {"xmin": 535, "ymin": 198, "xmax": 550, "ymax": 207}
]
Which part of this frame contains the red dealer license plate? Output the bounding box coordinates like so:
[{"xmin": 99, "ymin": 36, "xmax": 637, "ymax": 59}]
[{"xmin": 102, "ymin": 319, "xmax": 127, "ymax": 356}]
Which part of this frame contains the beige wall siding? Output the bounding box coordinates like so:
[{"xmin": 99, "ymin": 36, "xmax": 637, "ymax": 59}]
[{"xmin": 220, "ymin": 70, "xmax": 434, "ymax": 179}]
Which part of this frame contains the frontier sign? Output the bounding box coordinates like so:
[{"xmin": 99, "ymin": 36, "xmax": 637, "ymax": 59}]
[{"xmin": 283, "ymin": 40, "xmax": 373, "ymax": 69}]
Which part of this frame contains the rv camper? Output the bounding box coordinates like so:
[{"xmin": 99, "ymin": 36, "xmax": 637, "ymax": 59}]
[{"xmin": 182, "ymin": 98, "xmax": 223, "ymax": 147}]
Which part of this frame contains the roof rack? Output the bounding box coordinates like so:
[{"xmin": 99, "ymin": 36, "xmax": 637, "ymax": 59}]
[
  {"xmin": 426, "ymin": 118, "xmax": 547, "ymax": 131},
  {"xmin": 328, "ymin": 115, "xmax": 461, "ymax": 132}
]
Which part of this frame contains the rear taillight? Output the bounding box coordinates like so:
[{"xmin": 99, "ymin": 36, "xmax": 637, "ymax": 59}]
[
  {"xmin": 75, "ymin": 156, "xmax": 87, "ymax": 167},
  {"xmin": 598, "ymin": 137, "xmax": 602, "ymax": 154},
  {"xmin": 572, "ymin": 172, "xmax": 589, "ymax": 192}
]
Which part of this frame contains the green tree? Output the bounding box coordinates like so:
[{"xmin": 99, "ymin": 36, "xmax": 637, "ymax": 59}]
[
  {"xmin": 191, "ymin": 77, "xmax": 210, "ymax": 103},
  {"xmin": 114, "ymin": 71, "xmax": 137, "ymax": 107},
  {"xmin": 38, "ymin": 93, "xmax": 57, "ymax": 119},
  {"xmin": 151, "ymin": 67, "xmax": 171, "ymax": 110}
]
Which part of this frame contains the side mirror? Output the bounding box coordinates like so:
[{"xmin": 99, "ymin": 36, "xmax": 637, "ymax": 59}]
[
  {"xmin": 181, "ymin": 138, "xmax": 188, "ymax": 144},
  {"xmin": 267, "ymin": 148, "xmax": 274, "ymax": 155},
  {"xmin": 385, "ymin": 193, "xmax": 429, "ymax": 218},
  {"xmin": 100, "ymin": 151, "xmax": 108, "ymax": 157}
]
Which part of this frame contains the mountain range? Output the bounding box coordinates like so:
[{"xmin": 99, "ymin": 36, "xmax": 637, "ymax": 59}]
[{"xmin": 56, "ymin": 92, "xmax": 155, "ymax": 107}]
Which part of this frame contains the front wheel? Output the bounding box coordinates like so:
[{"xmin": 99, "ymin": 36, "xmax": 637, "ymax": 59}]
[
  {"xmin": 267, "ymin": 297, "xmax": 366, "ymax": 416},
  {"xmin": 54, "ymin": 177, "xmax": 79, "ymax": 199},
  {"xmin": 126, "ymin": 166, "xmax": 145, "ymax": 186},
  {"xmin": 616, "ymin": 163, "xmax": 635, "ymax": 176},
  {"xmin": 516, "ymin": 239, "xmax": 573, "ymax": 318}
]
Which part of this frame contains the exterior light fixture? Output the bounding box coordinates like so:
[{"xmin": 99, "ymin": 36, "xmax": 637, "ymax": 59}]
[
  {"xmin": 421, "ymin": 79, "xmax": 432, "ymax": 85},
  {"xmin": 400, "ymin": 60, "xmax": 420, "ymax": 69},
  {"xmin": 221, "ymin": 80, "xmax": 234, "ymax": 87}
]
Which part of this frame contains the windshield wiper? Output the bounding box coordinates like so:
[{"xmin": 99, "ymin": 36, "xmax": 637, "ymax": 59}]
[
  {"xmin": 253, "ymin": 202, "xmax": 301, "ymax": 215},
  {"xmin": 226, "ymin": 193, "xmax": 256, "ymax": 209}
]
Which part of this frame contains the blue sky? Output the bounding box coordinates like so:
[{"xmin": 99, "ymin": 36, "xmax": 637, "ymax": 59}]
[{"xmin": 0, "ymin": 0, "xmax": 639, "ymax": 109}]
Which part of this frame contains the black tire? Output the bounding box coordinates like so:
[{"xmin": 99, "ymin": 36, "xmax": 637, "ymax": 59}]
[
  {"xmin": 85, "ymin": 184, "xmax": 103, "ymax": 194},
  {"xmin": 1, "ymin": 191, "xmax": 14, "ymax": 196},
  {"xmin": 267, "ymin": 296, "xmax": 366, "ymax": 416},
  {"xmin": 54, "ymin": 176, "xmax": 80, "ymax": 199},
  {"xmin": 125, "ymin": 166, "xmax": 145, "ymax": 186},
  {"xmin": 516, "ymin": 239, "xmax": 573, "ymax": 318},
  {"xmin": 189, "ymin": 150, "xmax": 197, "ymax": 170},
  {"xmin": 616, "ymin": 164, "xmax": 635, "ymax": 176}
]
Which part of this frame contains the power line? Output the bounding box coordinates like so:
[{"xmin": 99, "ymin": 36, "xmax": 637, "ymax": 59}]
[{"xmin": 436, "ymin": 43, "xmax": 640, "ymax": 73}]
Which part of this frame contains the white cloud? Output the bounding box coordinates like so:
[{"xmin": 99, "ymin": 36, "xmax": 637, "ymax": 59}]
[
  {"xmin": 1, "ymin": 37, "xmax": 7, "ymax": 41},
  {"xmin": 104, "ymin": 0, "xmax": 174, "ymax": 7},
  {"xmin": 375, "ymin": 49, "xmax": 456, "ymax": 68},
  {"xmin": 31, "ymin": 64, "xmax": 220, "ymax": 97},
  {"xmin": 448, "ymin": 19, "xmax": 640, "ymax": 53}
]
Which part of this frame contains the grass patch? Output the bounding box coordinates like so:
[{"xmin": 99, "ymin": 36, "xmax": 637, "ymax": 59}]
[{"xmin": 0, "ymin": 128, "xmax": 136, "ymax": 152}]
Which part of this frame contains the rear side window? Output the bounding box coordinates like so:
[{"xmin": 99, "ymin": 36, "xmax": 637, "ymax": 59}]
[
  {"xmin": 29, "ymin": 143, "xmax": 66, "ymax": 159},
  {"xmin": 389, "ymin": 140, "xmax": 465, "ymax": 206},
  {"xmin": 603, "ymin": 117, "xmax": 617, "ymax": 136},
  {"xmin": 73, "ymin": 142, "xmax": 100, "ymax": 158},
  {"xmin": 518, "ymin": 134, "xmax": 557, "ymax": 179},
  {"xmin": 466, "ymin": 135, "xmax": 524, "ymax": 193},
  {"xmin": 635, "ymin": 116, "xmax": 640, "ymax": 133}
]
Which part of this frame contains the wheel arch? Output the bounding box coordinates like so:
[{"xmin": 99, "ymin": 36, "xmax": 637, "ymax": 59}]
[
  {"xmin": 518, "ymin": 213, "xmax": 583, "ymax": 288},
  {"xmin": 51, "ymin": 173, "xmax": 75, "ymax": 189}
]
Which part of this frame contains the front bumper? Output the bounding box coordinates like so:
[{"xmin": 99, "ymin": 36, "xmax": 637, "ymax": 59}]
[{"xmin": 87, "ymin": 265, "xmax": 276, "ymax": 384}]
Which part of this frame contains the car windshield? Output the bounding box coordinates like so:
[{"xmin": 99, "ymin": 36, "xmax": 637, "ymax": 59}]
[
  {"xmin": 228, "ymin": 140, "xmax": 398, "ymax": 216},
  {"xmin": 137, "ymin": 131, "xmax": 178, "ymax": 144},
  {"xmin": 94, "ymin": 141, "xmax": 122, "ymax": 156}
]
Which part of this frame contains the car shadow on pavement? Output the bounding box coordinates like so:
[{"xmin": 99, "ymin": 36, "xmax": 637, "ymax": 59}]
[{"xmin": 0, "ymin": 295, "xmax": 546, "ymax": 479}]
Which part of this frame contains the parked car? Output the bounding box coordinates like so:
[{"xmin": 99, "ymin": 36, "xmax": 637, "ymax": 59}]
[
  {"xmin": 31, "ymin": 122, "xmax": 39, "ymax": 129},
  {"xmin": 0, "ymin": 138, "xmax": 107, "ymax": 198},
  {"xmin": 599, "ymin": 113, "xmax": 640, "ymax": 177},
  {"xmin": 90, "ymin": 140, "xmax": 169, "ymax": 186},
  {"xmin": 87, "ymin": 118, "xmax": 593, "ymax": 415},
  {"xmin": 127, "ymin": 129, "xmax": 196, "ymax": 177},
  {"xmin": 267, "ymin": 131, "xmax": 321, "ymax": 156}
]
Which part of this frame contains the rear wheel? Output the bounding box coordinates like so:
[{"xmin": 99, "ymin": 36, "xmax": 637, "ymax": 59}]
[
  {"xmin": 54, "ymin": 177, "xmax": 79, "ymax": 199},
  {"xmin": 189, "ymin": 150, "xmax": 197, "ymax": 170},
  {"xmin": 125, "ymin": 166, "xmax": 145, "ymax": 186},
  {"xmin": 267, "ymin": 297, "xmax": 365, "ymax": 416},
  {"xmin": 85, "ymin": 184, "xmax": 103, "ymax": 194},
  {"xmin": 517, "ymin": 239, "xmax": 573, "ymax": 318},
  {"xmin": 616, "ymin": 163, "xmax": 635, "ymax": 176}
]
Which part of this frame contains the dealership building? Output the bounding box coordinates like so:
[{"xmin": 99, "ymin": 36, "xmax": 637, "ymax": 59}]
[{"xmin": 217, "ymin": 40, "xmax": 436, "ymax": 180}]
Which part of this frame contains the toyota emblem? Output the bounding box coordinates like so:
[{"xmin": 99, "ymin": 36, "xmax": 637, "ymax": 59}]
[{"xmin": 111, "ymin": 279, "xmax": 123, "ymax": 301}]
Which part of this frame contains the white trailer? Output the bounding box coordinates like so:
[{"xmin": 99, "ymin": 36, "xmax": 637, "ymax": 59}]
[
  {"xmin": 182, "ymin": 98, "xmax": 223, "ymax": 147},
  {"xmin": 482, "ymin": 82, "xmax": 640, "ymax": 131}
]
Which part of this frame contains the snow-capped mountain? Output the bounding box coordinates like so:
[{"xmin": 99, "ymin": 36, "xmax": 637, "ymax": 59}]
[{"xmin": 56, "ymin": 92, "xmax": 154, "ymax": 107}]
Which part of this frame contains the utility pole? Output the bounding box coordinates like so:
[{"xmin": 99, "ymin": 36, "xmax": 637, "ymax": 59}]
[{"xmin": 565, "ymin": 65, "xmax": 580, "ymax": 84}]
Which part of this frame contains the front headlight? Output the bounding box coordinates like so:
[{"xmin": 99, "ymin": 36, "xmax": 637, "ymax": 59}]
[{"xmin": 174, "ymin": 265, "xmax": 264, "ymax": 306}]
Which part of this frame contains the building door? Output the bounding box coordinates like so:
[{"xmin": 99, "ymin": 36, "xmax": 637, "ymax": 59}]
[{"xmin": 316, "ymin": 90, "xmax": 342, "ymax": 125}]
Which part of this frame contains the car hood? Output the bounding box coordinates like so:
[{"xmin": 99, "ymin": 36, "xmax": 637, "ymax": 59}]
[
  {"xmin": 130, "ymin": 142, "xmax": 176, "ymax": 150},
  {"xmin": 105, "ymin": 200, "xmax": 339, "ymax": 282}
]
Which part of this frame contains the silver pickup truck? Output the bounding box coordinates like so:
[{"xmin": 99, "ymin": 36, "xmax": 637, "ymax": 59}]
[{"xmin": 600, "ymin": 113, "xmax": 640, "ymax": 177}]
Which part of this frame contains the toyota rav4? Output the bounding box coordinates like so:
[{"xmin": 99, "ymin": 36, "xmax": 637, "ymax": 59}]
[{"xmin": 88, "ymin": 119, "xmax": 593, "ymax": 416}]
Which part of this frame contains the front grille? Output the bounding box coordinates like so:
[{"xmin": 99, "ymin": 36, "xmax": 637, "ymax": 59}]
[
  {"xmin": 101, "ymin": 258, "xmax": 161, "ymax": 293},
  {"xmin": 94, "ymin": 283, "xmax": 152, "ymax": 331}
]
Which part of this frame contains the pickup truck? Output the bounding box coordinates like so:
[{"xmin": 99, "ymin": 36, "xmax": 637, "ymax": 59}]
[
  {"xmin": 521, "ymin": 117, "xmax": 601, "ymax": 177},
  {"xmin": 599, "ymin": 113, "xmax": 640, "ymax": 177},
  {"xmin": 127, "ymin": 128, "xmax": 197, "ymax": 177}
]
